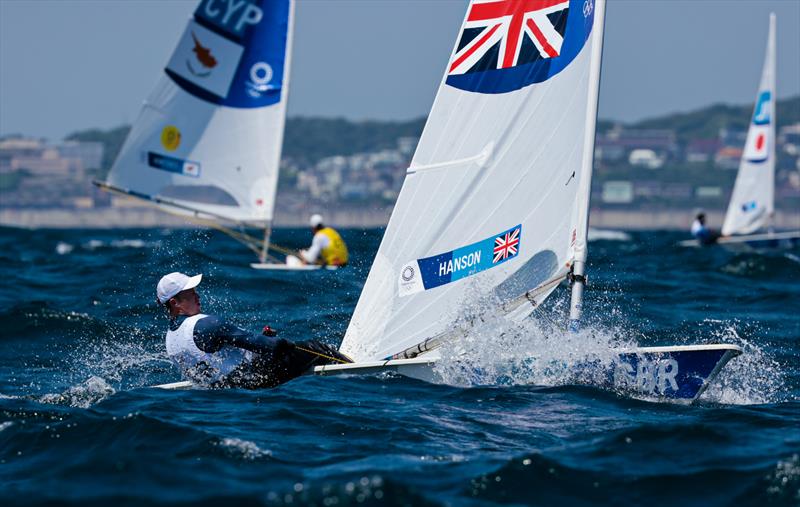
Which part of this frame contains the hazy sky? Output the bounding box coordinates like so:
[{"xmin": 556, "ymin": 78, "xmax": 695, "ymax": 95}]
[{"xmin": 1, "ymin": 0, "xmax": 799, "ymax": 141}]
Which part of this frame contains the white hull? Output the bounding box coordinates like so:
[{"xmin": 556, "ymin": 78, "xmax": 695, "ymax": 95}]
[
  {"xmin": 152, "ymin": 344, "xmax": 740, "ymax": 402},
  {"xmin": 314, "ymin": 356, "xmax": 442, "ymax": 382},
  {"xmin": 315, "ymin": 344, "xmax": 742, "ymax": 402},
  {"xmin": 680, "ymin": 230, "xmax": 800, "ymax": 248},
  {"xmin": 151, "ymin": 357, "xmax": 437, "ymax": 390},
  {"xmin": 152, "ymin": 380, "xmax": 193, "ymax": 390}
]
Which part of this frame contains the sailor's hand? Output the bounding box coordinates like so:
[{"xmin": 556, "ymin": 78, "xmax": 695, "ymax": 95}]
[{"xmin": 261, "ymin": 325, "xmax": 278, "ymax": 337}]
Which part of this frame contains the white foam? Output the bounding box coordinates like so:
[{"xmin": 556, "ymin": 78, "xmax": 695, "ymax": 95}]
[
  {"xmin": 700, "ymin": 323, "xmax": 786, "ymax": 405},
  {"xmin": 39, "ymin": 376, "xmax": 116, "ymax": 409},
  {"xmin": 81, "ymin": 239, "xmax": 162, "ymax": 250},
  {"xmin": 434, "ymin": 293, "xmax": 635, "ymax": 388},
  {"xmin": 55, "ymin": 242, "xmax": 74, "ymax": 255},
  {"xmin": 587, "ymin": 228, "xmax": 632, "ymax": 242},
  {"xmin": 217, "ymin": 438, "xmax": 271, "ymax": 460}
]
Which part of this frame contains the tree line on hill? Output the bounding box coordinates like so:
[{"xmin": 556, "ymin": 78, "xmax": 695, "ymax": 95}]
[{"xmin": 65, "ymin": 95, "xmax": 799, "ymax": 177}]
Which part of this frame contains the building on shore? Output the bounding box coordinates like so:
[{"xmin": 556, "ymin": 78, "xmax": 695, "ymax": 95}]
[{"xmin": 0, "ymin": 136, "xmax": 104, "ymax": 209}]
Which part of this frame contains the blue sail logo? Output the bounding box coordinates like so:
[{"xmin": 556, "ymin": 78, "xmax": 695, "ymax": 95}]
[{"xmin": 752, "ymin": 91, "xmax": 771, "ymax": 125}]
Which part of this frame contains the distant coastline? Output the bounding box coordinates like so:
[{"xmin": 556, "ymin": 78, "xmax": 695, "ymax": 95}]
[
  {"xmin": 2, "ymin": 97, "xmax": 799, "ymax": 232},
  {"xmin": 2, "ymin": 206, "xmax": 798, "ymax": 231}
]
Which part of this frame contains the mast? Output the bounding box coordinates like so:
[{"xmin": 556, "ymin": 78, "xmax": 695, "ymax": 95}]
[
  {"xmin": 259, "ymin": 223, "xmax": 272, "ymax": 264},
  {"xmin": 569, "ymin": 0, "xmax": 607, "ymax": 331},
  {"xmin": 766, "ymin": 12, "xmax": 776, "ymax": 231}
]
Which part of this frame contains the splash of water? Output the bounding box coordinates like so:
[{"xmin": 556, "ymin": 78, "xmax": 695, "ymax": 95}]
[
  {"xmin": 38, "ymin": 376, "xmax": 116, "ymax": 408},
  {"xmin": 700, "ymin": 321, "xmax": 787, "ymax": 404},
  {"xmin": 432, "ymin": 289, "xmax": 784, "ymax": 405},
  {"xmin": 434, "ymin": 290, "xmax": 636, "ymax": 388},
  {"xmin": 64, "ymin": 332, "xmax": 174, "ymax": 391}
]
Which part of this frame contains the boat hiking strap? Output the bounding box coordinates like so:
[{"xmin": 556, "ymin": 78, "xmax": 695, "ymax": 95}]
[{"xmin": 93, "ymin": 181, "xmax": 297, "ymax": 260}]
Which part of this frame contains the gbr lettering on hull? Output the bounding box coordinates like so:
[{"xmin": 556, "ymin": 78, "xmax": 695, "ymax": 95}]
[{"xmin": 614, "ymin": 358, "xmax": 679, "ymax": 396}]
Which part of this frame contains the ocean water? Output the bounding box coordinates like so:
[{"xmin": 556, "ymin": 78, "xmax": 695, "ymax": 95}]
[{"xmin": 0, "ymin": 226, "xmax": 798, "ymax": 506}]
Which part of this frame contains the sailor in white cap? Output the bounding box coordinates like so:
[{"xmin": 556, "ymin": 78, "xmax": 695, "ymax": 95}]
[
  {"xmin": 300, "ymin": 214, "xmax": 349, "ymax": 266},
  {"xmin": 157, "ymin": 272, "xmax": 351, "ymax": 388}
]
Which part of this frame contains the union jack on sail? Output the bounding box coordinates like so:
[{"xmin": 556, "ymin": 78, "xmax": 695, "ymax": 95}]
[
  {"xmin": 449, "ymin": 0, "xmax": 570, "ymax": 76},
  {"xmin": 493, "ymin": 227, "xmax": 520, "ymax": 263}
]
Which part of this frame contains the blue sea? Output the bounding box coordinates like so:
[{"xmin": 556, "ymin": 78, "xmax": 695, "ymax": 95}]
[{"xmin": 0, "ymin": 226, "xmax": 798, "ymax": 506}]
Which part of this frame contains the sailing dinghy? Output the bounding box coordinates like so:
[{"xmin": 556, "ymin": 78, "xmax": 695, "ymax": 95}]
[
  {"xmin": 95, "ymin": 0, "xmax": 326, "ymax": 270},
  {"xmin": 309, "ymin": 0, "xmax": 741, "ymax": 403},
  {"xmin": 682, "ymin": 14, "xmax": 799, "ymax": 249},
  {"xmin": 155, "ymin": 0, "xmax": 741, "ymax": 400}
]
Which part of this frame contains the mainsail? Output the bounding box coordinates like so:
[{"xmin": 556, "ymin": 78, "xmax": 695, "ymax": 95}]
[
  {"xmin": 340, "ymin": 0, "xmax": 606, "ymax": 362},
  {"xmin": 722, "ymin": 13, "xmax": 776, "ymax": 236},
  {"xmin": 101, "ymin": 0, "xmax": 293, "ymax": 237}
]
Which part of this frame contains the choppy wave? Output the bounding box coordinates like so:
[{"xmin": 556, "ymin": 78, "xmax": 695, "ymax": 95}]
[
  {"xmin": 0, "ymin": 227, "xmax": 797, "ymax": 505},
  {"xmin": 37, "ymin": 376, "xmax": 116, "ymax": 408},
  {"xmin": 215, "ymin": 437, "xmax": 272, "ymax": 460}
]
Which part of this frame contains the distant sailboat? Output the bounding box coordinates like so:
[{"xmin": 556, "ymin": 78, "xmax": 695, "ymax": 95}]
[
  {"xmin": 95, "ymin": 0, "xmax": 322, "ymax": 269},
  {"xmin": 309, "ymin": 0, "xmax": 742, "ymax": 403},
  {"xmin": 685, "ymin": 13, "xmax": 799, "ymax": 249}
]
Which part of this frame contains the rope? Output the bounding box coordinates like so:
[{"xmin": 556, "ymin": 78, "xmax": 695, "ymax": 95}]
[
  {"xmin": 100, "ymin": 186, "xmax": 299, "ymax": 260},
  {"xmin": 265, "ymin": 242, "xmax": 300, "ymax": 257},
  {"xmin": 295, "ymin": 345, "xmax": 352, "ymax": 365}
]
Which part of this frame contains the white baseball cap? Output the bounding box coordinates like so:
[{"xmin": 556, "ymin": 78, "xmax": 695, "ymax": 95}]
[
  {"xmin": 156, "ymin": 272, "xmax": 202, "ymax": 304},
  {"xmin": 309, "ymin": 214, "xmax": 324, "ymax": 227}
]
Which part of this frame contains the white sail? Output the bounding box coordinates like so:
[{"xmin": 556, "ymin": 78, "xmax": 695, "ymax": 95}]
[
  {"xmin": 341, "ymin": 0, "xmax": 606, "ymax": 362},
  {"xmin": 105, "ymin": 0, "xmax": 294, "ymax": 225},
  {"xmin": 722, "ymin": 13, "xmax": 776, "ymax": 236}
]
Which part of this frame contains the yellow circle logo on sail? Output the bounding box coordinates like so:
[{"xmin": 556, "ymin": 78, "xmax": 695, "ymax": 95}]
[{"xmin": 161, "ymin": 126, "xmax": 181, "ymax": 151}]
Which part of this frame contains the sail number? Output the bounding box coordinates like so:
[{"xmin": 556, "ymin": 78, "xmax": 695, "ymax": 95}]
[{"xmin": 199, "ymin": 0, "xmax": 263, "ymax": 37}]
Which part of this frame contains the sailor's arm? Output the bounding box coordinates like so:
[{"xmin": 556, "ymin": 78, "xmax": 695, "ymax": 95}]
[
  {"xmin": 301, "ymin": 234, "xmax": 328, "ymax": 263},
  {"xmin": 193, "ymin": 315, "xmax": 291, "ymax": 356}
]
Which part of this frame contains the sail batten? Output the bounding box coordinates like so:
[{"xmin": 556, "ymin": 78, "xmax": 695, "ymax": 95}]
[
  {"xmin": 722, "ymin": 13, "xmax": 776, "ymax": 236},
  {"xmin": 341, "ymin": 0, "xmax": 606, "ymax": 362},
  {"xmin": 104, "ymin": 0, "xmax": 293, "ymax": 229}
]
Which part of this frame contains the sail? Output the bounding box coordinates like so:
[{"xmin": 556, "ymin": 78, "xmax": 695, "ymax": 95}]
[
  {"xmin": 105, "ymin": 0, "xmax": 294, "ymax": 225},
  {"xmin": 722, "ymin": 13, "xmax": 776, "ymax": 236},
  {"xmin": 341, "ymin": 0, "xmax": 606, "ymax": 362}
]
